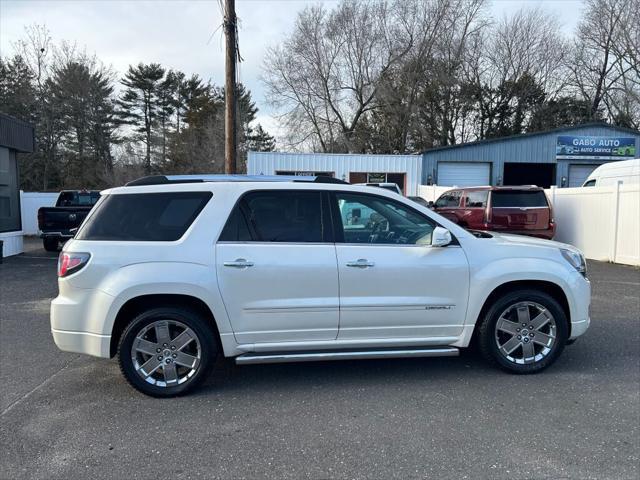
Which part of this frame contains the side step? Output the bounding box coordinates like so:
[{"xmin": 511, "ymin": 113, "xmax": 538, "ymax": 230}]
[{"xmin": 235, "ymin": 347, "xmax": 459, "ymax": 365}]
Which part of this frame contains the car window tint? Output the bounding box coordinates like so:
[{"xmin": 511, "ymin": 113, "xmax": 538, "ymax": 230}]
[
  {"xmin": 436, "ymin": 191, "xmax": 461, "ymax": 208},
  {"xmin": 57, "ymin": 192, "xmax": 100, "ymax": 206},
  {"xmin": 465, "ymin": 191, "xmax": 488, "ymax": 208},
  {"xmin": 491, "ymin": 191, "xmax": 549, "ymax": 208},
  {"xmin": 241, "ymin": 191, "xmax": 324, "ymax": 242},
  {"xmin": 219, "ymin": 205, "xmax": 253, "ymax": 241},
  {"xmin": 334, "ymin": 192, "xmax": 435, "ymax": 245},
  {"xmin": 76, "ymin": 192, "xmax": 211, "ymax": 241},
  {"xmin": 583, "ymin": 179, "xmax": 596, "ymax": 187}
]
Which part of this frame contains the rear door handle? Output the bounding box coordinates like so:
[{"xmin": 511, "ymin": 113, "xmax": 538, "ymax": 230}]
[
  {"xmin": 224, "ymin": 258, "xmax": 254, "ymax": 268},
  {"xmin": 346, "ymin": 259, "xmax": 375, "ymax": 268}
]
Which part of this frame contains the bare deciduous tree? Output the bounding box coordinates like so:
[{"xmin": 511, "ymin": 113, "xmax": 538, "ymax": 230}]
[
  {"xmin": 569, "ymin": 0, "xmax": 639, "ymax": 127},
  {"xmin": 262, "ymin": 0, "xmax": 409, "ymax": 152}
]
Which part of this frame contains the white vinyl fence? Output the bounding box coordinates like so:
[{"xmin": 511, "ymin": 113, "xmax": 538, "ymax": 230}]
[
  {"xmin": 547, "ymin": 184, "xmax": 639, "ymax": 266},
  {"xmin": 20, "ymin": 191, "xmax": 59, "ymax": 235},
  {"xmin": 417, "ymin": 185, "xmax": 452, "ymax": 202}
]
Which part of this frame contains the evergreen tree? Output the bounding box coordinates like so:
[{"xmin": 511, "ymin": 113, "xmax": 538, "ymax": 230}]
[{"xmin": 117, "ymin": 63, "xmax": 166, "ymax": 174}]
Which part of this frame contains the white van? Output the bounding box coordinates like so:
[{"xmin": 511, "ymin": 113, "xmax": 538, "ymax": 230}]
[{"xmin": 582, "ymin": 158, "xmax": 640, "ymax": 187}]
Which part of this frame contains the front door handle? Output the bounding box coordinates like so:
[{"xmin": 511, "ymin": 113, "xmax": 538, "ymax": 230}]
[
  {"xmin": 346, "ymin": 259, "xmax": 375, "ymax": 268},
  {"xmin": 224, "ymin": 258, "xmax": 254, "ymax": 268}
]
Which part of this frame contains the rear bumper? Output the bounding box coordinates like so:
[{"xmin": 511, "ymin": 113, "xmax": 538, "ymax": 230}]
[
  {"xmin": 50, "ymin": 285, "xmax": 116, "ymax": 358},
  {"xmin": 51, "ymin": 328, "xmax": 111, "ymax": 358},
  {"xmin": 40, "ymin": 231, "xmax": 74, "ymax": 239}
]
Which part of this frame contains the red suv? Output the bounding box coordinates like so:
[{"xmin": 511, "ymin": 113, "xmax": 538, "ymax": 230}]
[{"xmin": 432, "ymin": 186, "xmax": 555, "ymax": 239}]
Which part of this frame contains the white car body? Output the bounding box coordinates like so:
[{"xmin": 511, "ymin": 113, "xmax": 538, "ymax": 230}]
[
  {"xmin": 582, "ymin": 158, "xmax": 640, "ymax": 187},
  {"xmin": 51, "ymin": 179, "xmax": 590, "ymax": 365}
]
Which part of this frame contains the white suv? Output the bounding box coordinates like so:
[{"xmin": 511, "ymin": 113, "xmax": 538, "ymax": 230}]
[{"xmin": 51, "ymin": 175, "xmax": 590, "ymax": 396}]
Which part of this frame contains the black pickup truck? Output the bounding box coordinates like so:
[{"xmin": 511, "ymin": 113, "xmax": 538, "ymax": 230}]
[{"xmin": 38, "ymin": 190, "xmax": 101, "ymax": 251}]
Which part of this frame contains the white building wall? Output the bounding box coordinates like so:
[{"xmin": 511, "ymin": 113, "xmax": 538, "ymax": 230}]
[
  {"xmin": 248, "ymin": 152, "xmax": 423, "ymax": 196},
  {"xmin": 0, "ymin": 230, "xmax": 23, "ymax": 257}
]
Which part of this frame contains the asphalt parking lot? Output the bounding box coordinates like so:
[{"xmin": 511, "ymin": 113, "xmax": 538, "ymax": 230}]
[{"xmin": 1, "ymin": 238, "xmax": 639, "ymax": 480}]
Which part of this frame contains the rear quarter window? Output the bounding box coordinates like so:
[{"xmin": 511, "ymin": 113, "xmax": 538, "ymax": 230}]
[
  {"xmin": 491, "ymin": 190, "xmax": 549, "ymax": 208},
  {"xmin": 76, "ymin": 191, "xmax": 212, "ymax": 241}
]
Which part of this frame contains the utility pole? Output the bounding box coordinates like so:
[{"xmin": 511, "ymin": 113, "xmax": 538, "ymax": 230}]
[{"xmin": 224, "ymin": 0, "xmax": 237, "ymax": 174}]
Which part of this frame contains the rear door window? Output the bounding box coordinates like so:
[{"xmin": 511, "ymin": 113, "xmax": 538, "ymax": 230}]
[
  {"xmin": 491, "ymin": 191, "xmax": 549, "ymax": 208},
  {"xmin": 219, "ymin": 190, "xmax": 326, "ymax": 243},
  {"xmin": 464, "ymin": 191, "xmax": 489, "ymax": 208},
  {"xmin": 76, "ymin": 192, "xmax": 212, "ymax": 241}
]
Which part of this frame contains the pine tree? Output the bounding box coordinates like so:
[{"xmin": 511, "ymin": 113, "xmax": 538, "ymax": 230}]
[{"xmin": 117, "ymin": 63, "xmax": 166, "ymax": 174}]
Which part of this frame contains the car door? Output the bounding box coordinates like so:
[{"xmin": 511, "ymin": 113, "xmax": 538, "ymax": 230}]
[
  {"xmin": 331, "ymin": 191, "xmax": 469, "ymax": 340},
  {"xmin": 215, "ymin": 189, "xmax": 339, "ymax": 344},
  {"xmin": 459, "ymin": 190, "xmax": 489, "ymax": 229},
  {"xmin": 433, "ymin": 190, "xmax": 462, "ymax": 223}
]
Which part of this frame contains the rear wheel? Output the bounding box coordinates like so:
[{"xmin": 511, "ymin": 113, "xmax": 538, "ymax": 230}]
[
  {"xmin": 43, "ymin": 237, "xmax": 59, "ymax": 252},
  {"xmin": 478, "ymin": 289, "xmax": 568, "ymax": 373},
  {"xmin": 118, "ymin": 307, "xmax": 217, "ymax": 397}
]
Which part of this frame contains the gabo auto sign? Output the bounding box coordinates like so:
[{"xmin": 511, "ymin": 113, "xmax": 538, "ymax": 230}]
[{"xmin": 556, "ymin": 136, "xmax": 636, "ymax": 159}]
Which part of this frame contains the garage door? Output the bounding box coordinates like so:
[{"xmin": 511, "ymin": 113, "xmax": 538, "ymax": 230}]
[
  {"xmin": 437, "ymin": 162, "xmax": 491, "ymax": 187},
  {"xmin": 569, "ymin": 164, "xmax": 599, "ymax": 187}
]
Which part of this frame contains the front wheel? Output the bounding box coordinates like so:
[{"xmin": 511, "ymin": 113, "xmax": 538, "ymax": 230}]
[
  {"xmin": 477, "ymin": 289, "xmax": 568, "ymax": 373},
  {"xmin": 118, "ymin": 307, "xmax": 217, "ymax": 397}
]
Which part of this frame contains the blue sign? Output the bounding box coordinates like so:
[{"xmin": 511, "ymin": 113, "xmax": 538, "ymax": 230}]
[{"xmin": 556, "ymin": 136, "xmax": 636, "ymax": 158}]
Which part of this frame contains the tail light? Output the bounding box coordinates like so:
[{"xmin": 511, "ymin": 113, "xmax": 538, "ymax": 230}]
[
  {"xmin": 37, "ymin": 209, "xmax": 44, "ymax": 229},
  {"xmin": 58, "ymin": 252, "xmax": 90, "ymax": 277}
]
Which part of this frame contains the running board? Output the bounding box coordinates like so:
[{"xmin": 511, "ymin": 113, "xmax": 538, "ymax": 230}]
[{"xmin": 235, "ymin": 347, "xmax": 459, "ymax": 365}]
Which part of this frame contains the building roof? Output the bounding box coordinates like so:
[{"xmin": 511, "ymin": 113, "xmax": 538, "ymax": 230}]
[
  {"xmin": 0, "ymin": 113, "xmax": 35, "ymax": 153},
  {"xmin": 422, "ymin": 122, "xmax": 640, "ymax": 155}
]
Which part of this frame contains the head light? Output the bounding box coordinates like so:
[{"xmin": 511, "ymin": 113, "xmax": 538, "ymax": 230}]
[{"xmin": 561, "ymin": 248, "xmax": 586, "ymax": 276}]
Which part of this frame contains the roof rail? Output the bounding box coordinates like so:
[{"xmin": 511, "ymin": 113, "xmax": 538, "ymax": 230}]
[{"xmin": 125, "ymin": 174, "xmax": 349, "ymax": 187}]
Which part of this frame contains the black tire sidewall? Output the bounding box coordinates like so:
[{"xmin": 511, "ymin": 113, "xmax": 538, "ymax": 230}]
[
  {"xmin": 479, "ymin": 289, "xmax": 568, "ymax": 374},
  {"xmin": 43, "ymin": 238, "xmax": 59, "ymax": 252},
  {"xmin": 118, "ymin": 307, "xmax": 217, "ymax": 397}
]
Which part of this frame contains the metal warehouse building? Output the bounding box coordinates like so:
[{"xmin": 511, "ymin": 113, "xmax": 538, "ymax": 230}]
[
  {"xmin": 422, "ymin": 123, "xmax": 639, "ymax": 188},
  {"xmin": 248, "ymin": 123, "xmax": 639, "ymax": 194},
  {"xmin": 0, "ymin": 113, "xmax": 35, "ymax": 258},
  {"xmin": 247, "ymin": 152, "xmax": 422, "ymax": 196}
]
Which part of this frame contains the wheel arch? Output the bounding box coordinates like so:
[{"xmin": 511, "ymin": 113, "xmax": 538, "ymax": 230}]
[
  {"xmin": 109, "ymin": 294, "xmax": 220, "ymax": 358},
  {"xmin": 471, "ymin": 280, "xmax": 571, "ymax": 344}
]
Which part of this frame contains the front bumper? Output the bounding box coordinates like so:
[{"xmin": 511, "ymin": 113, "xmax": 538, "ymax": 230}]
[
  {"xmin": 566, "ymin": 271, "xmax": 591, "ymax": 340},
  {"xmin": 51, "ymin": 328, "xmax": 111, "ymax": 357}
]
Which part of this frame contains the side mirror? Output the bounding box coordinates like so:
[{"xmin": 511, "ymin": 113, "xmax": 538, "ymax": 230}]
[
  {"xmin": 432, "ymin": 227, "xmax": 452, "ymax": 247},
  {"xmin": 427, "ymin": 201, "xmax": 435, "ymax": 209}
]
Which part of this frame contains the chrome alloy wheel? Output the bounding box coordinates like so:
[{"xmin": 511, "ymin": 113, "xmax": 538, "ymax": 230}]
[
  {"xmin": 130, "ymin": 320, "xmax": 201, "ymax": 387},
  {"xmin": 494, "ymin": 301, "xmax": 557, "ymax": 365}
]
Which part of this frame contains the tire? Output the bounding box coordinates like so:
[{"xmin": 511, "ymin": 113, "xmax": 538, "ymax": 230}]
[
  {"xmin": 118, "ymin": 307, "xmax": 217, "ymax": 397},
  {"xmin": 477, "ymin": 289, "xmax": 568, "ymax": 374},
  {"xmin": 43, "ymin": 237, "xmax": 59, "ymax": 252}
]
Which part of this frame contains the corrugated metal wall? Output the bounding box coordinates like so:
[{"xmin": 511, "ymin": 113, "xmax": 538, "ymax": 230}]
[
  {"xmin": 0, "ymin": 113, "xmax": 35, "ymax": 153},
  {"xmin": 422, "ymin": 125, "xmax": 640, "ymax": 186},
  {"xmin": 248, "ymin": 152, "xmax": 423, "ymax": 196}
]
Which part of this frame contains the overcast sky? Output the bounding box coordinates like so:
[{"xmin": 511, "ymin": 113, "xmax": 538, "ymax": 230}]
[{"xmin": 0, "ymin": 0, "xmax": 583, "ymax": 137}]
